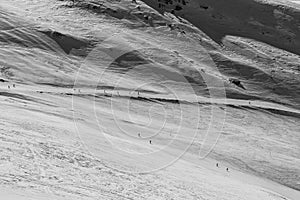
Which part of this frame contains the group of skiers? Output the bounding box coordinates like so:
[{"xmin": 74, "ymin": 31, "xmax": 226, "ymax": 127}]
[
  {"xmin": 216, "ymin": 163, "xmax": 230, "ymax": 172},
  {"xmin": 138, "ymin": 133, "xmax": 152, "ymax": 144},
  {"xmin": 139, "ymin": 132, "xmax": 230, "ymax": 172},
  {"xmin": 6, "ymin": 83, "xmax": 16, "ymax": 89}
]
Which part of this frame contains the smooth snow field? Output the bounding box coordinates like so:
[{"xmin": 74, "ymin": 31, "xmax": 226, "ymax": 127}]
[{"xmin": 0, "ymin": 0, "xmax": 299, "ymax": 199}]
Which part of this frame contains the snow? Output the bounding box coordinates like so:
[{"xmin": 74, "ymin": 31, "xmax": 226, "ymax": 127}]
[{"xmin": 0, "ymin": 0, "xmax": 299, "ymax": 199}]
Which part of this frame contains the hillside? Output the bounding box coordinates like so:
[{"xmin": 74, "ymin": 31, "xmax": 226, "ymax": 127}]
[{"xmin": 0, "ymin": 0, "xmax": 299, "ymax": 199}]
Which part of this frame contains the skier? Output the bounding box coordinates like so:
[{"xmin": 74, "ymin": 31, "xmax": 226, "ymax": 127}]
[
  {"xmin": 149, "ymin": 140, "xmax": 152, "ymax": 144},
  {"xmin": 226, "ymin": 167, "xmax": 229, "ymax": 172},
  {"xmin": 216, "ymin": 163, "xmax": 219, "ymax": 167}
]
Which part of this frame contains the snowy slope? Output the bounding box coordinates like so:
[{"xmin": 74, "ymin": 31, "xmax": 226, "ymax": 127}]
[
  {"xmin": 142, "ymin": 0, "xmax": 300, "ymax": 108},
  {"xmin": 0, "ymin": 0, "xmax": 299, "ymax": 199}
]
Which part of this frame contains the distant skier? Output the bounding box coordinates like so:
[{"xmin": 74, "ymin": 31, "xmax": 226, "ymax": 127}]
[
  {"xmin": 149, "ymin": 140, "xmax": 152, "ymax": 144},
  {"xmin": 8, "ymin": 85, "xmax": 10, "ymax": 89},
  {"xmin": 12, "ymin": 84, "xmax": 15, "ymax": 88},
  {"xmin": 216, "ymin": 163, "xmax": 219, "ymax": 167},
  {"xmin": 138, "ymin": 133, "xmax": 141, "ymax": 138},
  {"xmin": 226, "ymin": 167, "xmax": 229, "ymax": 172}
]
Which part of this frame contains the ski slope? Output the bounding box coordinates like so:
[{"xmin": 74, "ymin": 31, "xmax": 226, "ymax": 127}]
[{"xmin": 0, "ymin": 0, "xmax": 299, "ymax": 199}]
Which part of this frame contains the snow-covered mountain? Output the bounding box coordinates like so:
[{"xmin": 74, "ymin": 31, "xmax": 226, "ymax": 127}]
[{"xmin": 0, "ymin": 0, "xmax": 299, "ymax": 199}]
